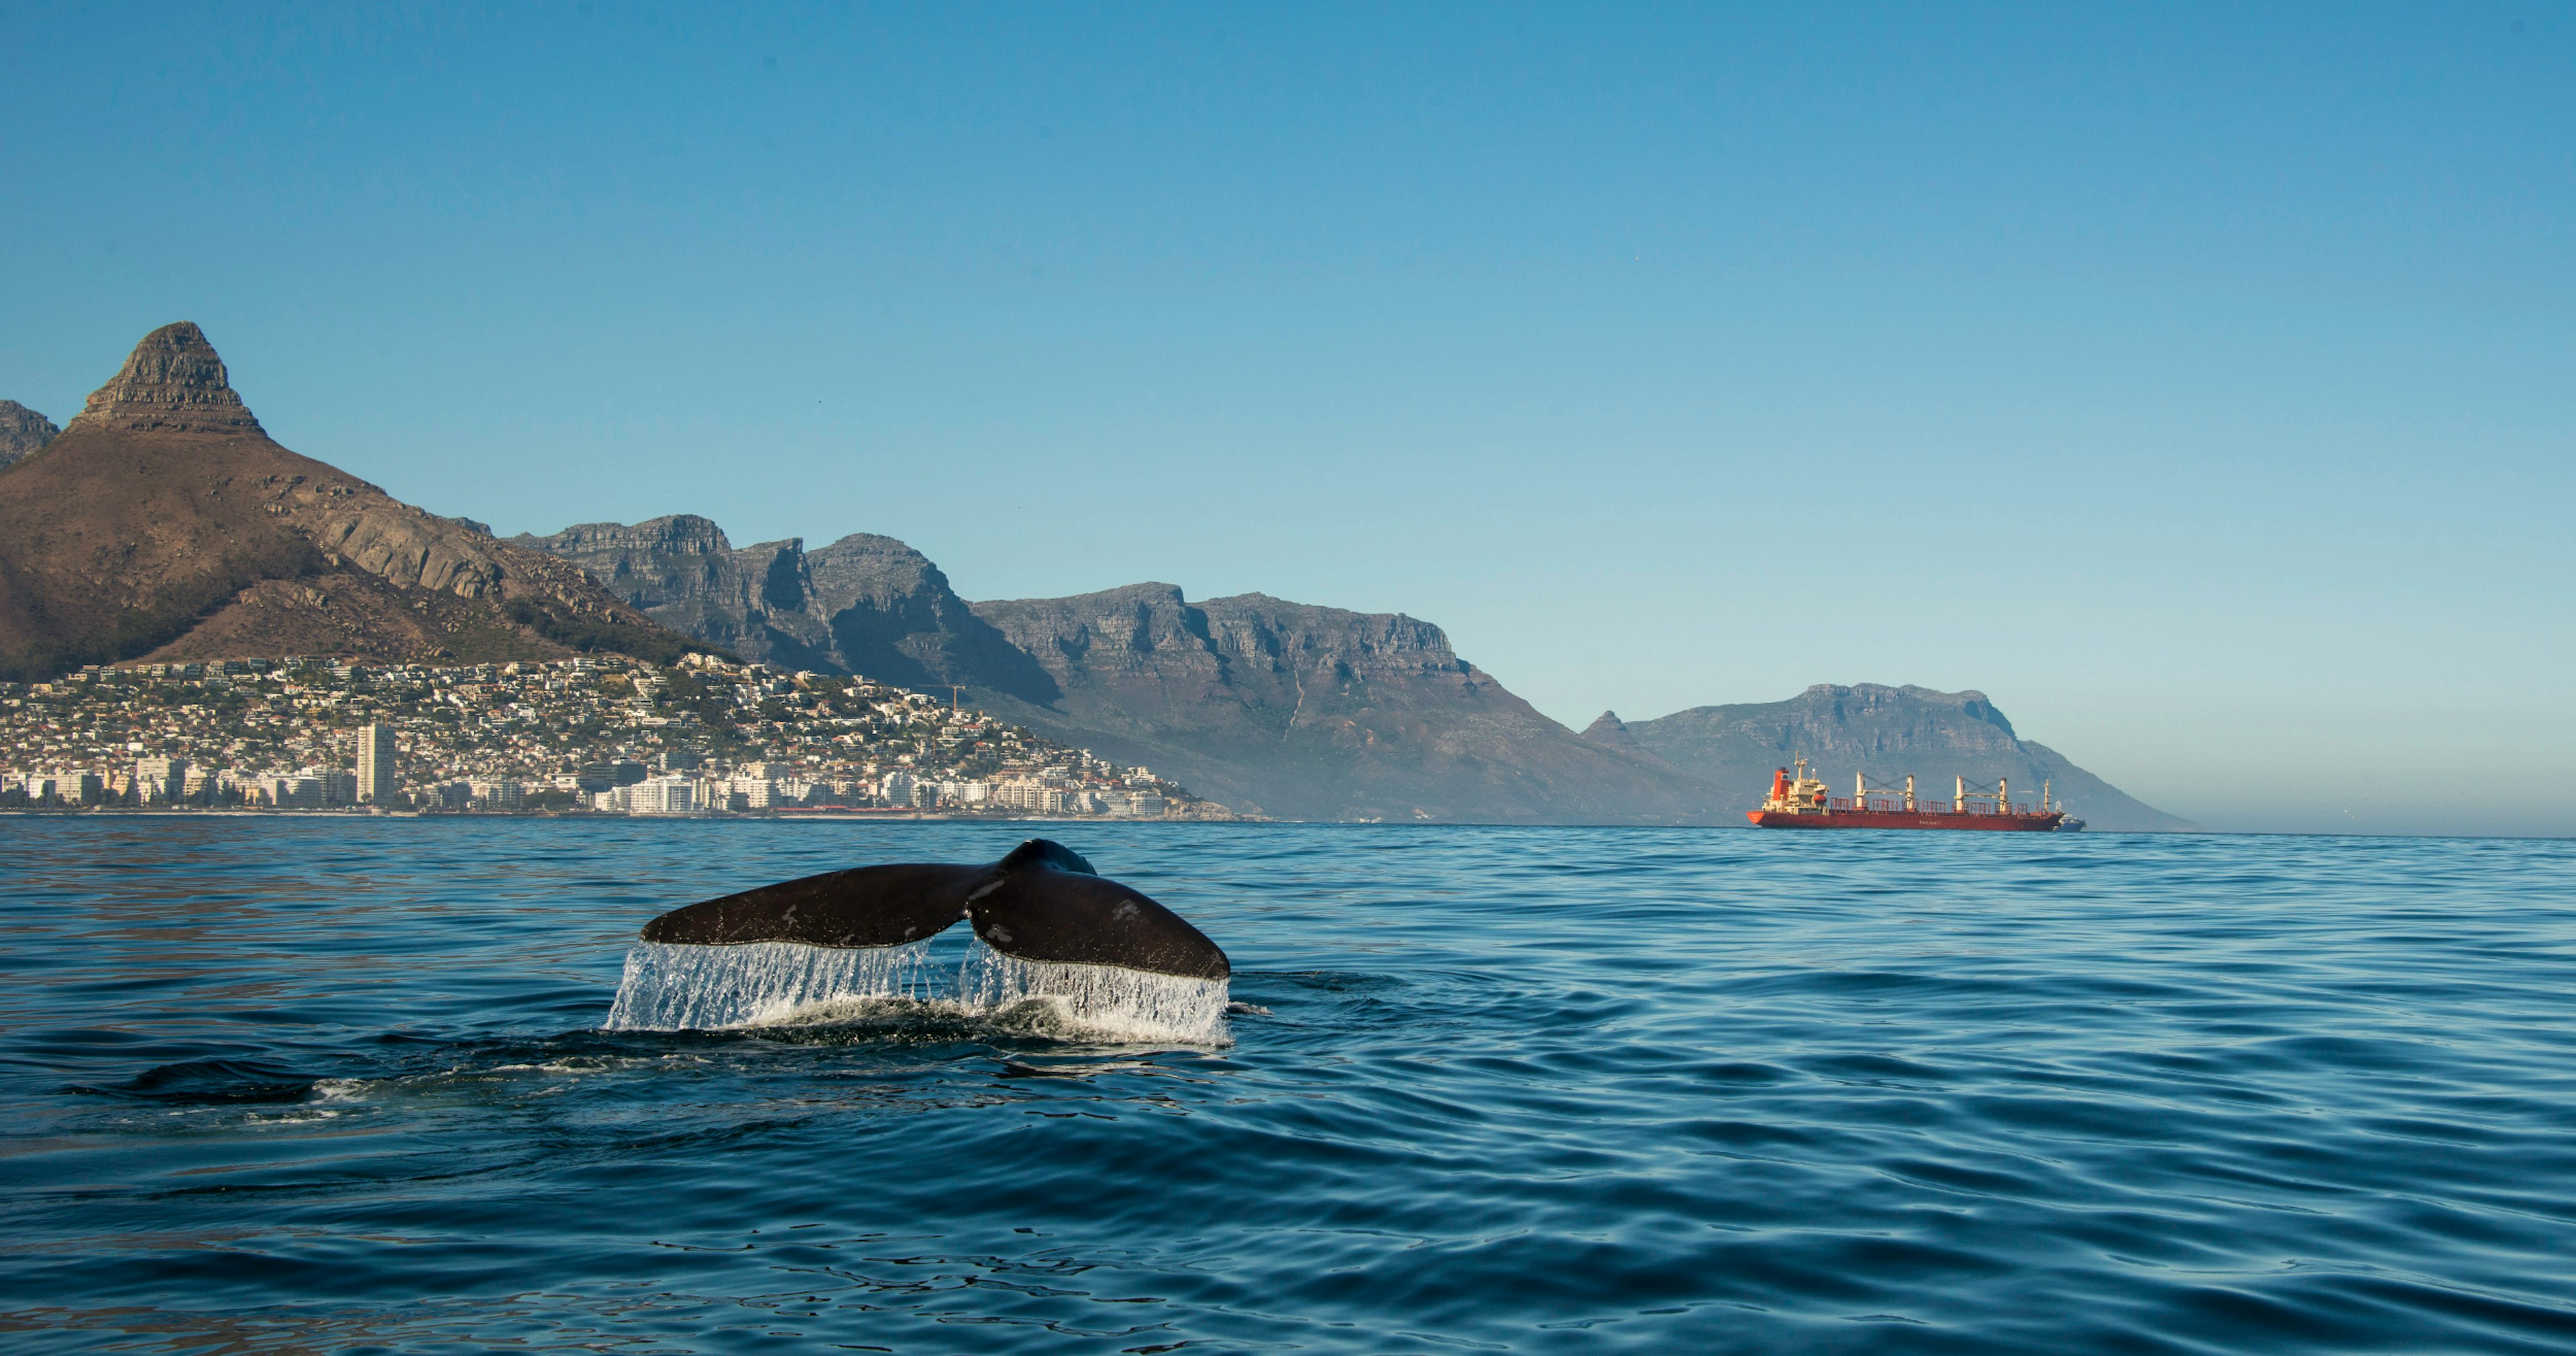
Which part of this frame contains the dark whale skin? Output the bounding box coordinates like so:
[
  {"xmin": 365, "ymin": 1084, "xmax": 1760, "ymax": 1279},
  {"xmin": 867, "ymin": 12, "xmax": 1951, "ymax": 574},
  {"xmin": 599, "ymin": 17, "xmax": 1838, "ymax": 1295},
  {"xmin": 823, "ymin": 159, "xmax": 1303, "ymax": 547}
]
[{"xmin": 638, "ymin": 839, "xmax": 1230, "ymax": 982}]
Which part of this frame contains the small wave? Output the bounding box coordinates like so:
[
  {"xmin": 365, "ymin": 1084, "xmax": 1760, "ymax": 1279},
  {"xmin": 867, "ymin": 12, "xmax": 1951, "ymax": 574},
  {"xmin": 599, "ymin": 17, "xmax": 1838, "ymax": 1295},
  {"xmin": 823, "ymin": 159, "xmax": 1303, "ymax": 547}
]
[
  {"xmin": 602, "ymin": 939, "xmax": 1230, "ymax": 1045},
  {"xmin": 67, "ymin": 1057, "xmax": 321, "ymax": 1105}
]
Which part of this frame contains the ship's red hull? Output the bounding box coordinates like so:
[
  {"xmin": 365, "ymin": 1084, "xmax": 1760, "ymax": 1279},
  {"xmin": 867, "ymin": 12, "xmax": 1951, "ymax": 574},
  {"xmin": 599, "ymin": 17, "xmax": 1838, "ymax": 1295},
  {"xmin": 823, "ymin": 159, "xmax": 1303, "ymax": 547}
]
[{"xmin": 1746, "ymin": 809, "xmax": 2065, "ymax": 831}]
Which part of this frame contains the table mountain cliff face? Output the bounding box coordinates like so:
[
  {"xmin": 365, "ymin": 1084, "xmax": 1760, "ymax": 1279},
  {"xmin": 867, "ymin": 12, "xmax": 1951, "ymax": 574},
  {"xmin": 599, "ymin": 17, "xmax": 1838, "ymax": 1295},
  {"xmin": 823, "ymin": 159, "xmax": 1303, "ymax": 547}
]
[
  {"xmin": 0, "ymin": 323, "xmax": 699, "ymax": 680},
  {"xmin": 963, "ymin": 585, "xmax": 1729, "ymax": 822},
  {"xmin": 519, "ymin": 517, "xmax": 1729, "ymax": 821},
  {"xmin": 1603, "ymin": 685, "xmax": 2192, "ymax": 831},
  {"xmin": 0, "ymin": 401, "xmax": 59, "ymax": 471}
]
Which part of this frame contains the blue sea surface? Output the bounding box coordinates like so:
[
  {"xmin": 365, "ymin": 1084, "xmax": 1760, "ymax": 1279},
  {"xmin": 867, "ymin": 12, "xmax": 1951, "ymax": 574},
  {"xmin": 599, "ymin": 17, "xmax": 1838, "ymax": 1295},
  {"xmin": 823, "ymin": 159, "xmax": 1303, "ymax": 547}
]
[{"xmin": 1, "ymin": 820, "xmax": 2572, "ymax": 1353}]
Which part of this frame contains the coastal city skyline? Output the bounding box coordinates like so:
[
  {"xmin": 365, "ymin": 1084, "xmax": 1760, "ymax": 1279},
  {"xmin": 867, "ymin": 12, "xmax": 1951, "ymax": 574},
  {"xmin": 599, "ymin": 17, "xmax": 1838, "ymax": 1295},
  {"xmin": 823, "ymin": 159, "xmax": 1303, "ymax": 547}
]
[{"xmin": 0, "ymin": 652, "xmax": 1208, "ymax": 819}]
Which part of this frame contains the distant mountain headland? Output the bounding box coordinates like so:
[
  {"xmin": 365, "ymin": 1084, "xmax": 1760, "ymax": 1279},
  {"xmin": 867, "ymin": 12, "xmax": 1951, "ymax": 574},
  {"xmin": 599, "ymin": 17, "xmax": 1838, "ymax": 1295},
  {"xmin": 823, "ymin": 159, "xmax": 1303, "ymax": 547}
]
[
  {"xmin": 517, "ymin": 513, "xmax": 2186, "ymax": 829},
  {"xmin": 1592, "ymin": 686, "xmax": 2192, "ymax": 831},
  {"xmin": 0, "ymin": 323, "xmax": 702, "ymax": 680}
]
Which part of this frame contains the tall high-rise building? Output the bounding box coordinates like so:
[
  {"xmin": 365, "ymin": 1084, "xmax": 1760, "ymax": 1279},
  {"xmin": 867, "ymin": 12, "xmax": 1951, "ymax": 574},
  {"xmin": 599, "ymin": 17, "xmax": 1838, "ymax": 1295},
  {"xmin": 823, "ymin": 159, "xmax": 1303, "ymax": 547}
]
[{"xmin": 357, "ymin": 723, "xmax": 398, "ymax": 804}]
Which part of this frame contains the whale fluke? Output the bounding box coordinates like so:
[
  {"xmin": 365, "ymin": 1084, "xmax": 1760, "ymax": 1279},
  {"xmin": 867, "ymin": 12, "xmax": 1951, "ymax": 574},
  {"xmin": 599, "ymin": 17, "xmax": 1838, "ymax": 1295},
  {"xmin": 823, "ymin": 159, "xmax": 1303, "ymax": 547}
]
[{"xmin": 637, "ymin": 839, "xmax": 1229, "ymax": 981}]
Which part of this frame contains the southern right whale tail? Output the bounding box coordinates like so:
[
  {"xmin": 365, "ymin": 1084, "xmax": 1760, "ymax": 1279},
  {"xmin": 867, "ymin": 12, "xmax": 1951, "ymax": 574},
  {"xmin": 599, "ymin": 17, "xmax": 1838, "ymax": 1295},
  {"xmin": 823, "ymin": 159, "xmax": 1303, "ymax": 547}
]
[{"xmin": 604, "ymin": 840, "xmax": 1232, "ymax": 1040}]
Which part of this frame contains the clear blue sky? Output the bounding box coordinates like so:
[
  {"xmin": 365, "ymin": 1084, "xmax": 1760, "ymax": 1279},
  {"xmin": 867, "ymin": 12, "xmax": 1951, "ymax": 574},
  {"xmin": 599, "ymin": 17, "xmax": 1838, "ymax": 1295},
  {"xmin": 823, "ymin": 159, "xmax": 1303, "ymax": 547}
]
[{"xmin": 3, "ymin": 3, "xmax": 2569, "ymax": 834}]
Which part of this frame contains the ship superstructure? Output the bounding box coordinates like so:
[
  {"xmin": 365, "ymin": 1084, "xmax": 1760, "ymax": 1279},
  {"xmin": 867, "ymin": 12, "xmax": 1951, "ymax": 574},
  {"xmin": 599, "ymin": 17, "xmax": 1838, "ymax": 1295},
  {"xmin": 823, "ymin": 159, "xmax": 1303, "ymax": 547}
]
[{"xmin": 1746, "ymin": 758, "xmax": 2068, "ymax": 831}]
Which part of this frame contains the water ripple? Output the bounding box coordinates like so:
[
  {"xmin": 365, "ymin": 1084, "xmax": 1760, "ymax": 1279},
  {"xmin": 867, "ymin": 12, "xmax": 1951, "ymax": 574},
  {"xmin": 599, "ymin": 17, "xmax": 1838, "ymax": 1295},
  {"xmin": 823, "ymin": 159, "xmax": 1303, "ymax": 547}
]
[{"xmin": 1, "ymin": 820, "xmax": 2573, "ymax": 1351}]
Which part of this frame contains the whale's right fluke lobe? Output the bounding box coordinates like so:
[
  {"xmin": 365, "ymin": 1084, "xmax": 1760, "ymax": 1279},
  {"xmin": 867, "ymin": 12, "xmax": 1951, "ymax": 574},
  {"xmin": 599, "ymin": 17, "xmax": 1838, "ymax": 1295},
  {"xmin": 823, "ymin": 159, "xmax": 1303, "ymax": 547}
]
[{"xmin": 965, "ymin": 868, "xmax": 1230, "ymax": 981}]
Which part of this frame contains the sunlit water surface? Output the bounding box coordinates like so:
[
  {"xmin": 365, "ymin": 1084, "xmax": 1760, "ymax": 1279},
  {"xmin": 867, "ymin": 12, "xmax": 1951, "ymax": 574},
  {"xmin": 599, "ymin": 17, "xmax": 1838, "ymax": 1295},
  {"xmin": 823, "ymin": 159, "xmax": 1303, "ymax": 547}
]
[{"xmin": 2, "ymin": 820, "xmax": 2572, "ymax": 1353}]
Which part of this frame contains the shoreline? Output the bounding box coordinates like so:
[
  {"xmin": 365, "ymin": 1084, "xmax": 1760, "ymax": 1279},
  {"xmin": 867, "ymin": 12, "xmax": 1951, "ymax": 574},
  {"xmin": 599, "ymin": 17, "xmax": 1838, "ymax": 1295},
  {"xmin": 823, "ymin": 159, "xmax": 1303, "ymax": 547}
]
[{"xmin": 0, "ymin": 806, "xmax": 1234, "ymax": 823}]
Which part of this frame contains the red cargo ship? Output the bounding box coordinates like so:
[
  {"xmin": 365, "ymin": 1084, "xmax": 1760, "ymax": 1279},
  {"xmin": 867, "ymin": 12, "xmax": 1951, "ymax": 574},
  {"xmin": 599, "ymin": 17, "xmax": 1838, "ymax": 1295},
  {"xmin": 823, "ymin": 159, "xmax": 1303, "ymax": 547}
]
[{"xmin": 1746, "ymin": 759, "xmax": 2068, "ymax": 831}]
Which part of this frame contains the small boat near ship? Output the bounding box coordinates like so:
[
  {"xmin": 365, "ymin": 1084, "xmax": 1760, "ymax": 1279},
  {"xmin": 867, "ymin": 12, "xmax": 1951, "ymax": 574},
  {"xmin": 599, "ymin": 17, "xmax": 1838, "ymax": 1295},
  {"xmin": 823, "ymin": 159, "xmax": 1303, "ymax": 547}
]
[{"xmin": 1747, "ymin": 758, "xmax": 2070, "ymax": 832}]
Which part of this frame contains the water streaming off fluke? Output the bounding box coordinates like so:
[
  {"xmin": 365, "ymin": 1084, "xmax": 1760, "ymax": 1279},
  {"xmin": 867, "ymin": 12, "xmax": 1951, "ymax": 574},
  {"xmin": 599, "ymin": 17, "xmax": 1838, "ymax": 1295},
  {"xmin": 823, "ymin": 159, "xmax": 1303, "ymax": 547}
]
[
  {"xmin": 603, "ymin": 939, "xmax": 1230, "ymax": 1044},
  {"xmin": 956, "ymin": 946, "xmax": 1232, "ymax": 1044}
]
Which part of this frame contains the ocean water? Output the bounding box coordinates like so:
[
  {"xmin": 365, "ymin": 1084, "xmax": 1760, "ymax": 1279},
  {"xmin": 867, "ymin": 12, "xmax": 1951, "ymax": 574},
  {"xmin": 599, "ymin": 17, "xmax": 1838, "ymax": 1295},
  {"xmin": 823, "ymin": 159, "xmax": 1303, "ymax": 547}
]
[{"xmin": 2, "ymin": 821, "xmax": 2573, "ymax": 1354}]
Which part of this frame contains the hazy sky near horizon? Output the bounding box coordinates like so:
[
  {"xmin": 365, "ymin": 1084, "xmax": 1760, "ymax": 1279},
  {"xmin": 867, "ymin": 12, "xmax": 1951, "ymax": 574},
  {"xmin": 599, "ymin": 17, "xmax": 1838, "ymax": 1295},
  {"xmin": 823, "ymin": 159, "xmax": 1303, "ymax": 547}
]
[{"xmin": 3, "ymin": 3, "xmax": 2571, "ymax": 834}]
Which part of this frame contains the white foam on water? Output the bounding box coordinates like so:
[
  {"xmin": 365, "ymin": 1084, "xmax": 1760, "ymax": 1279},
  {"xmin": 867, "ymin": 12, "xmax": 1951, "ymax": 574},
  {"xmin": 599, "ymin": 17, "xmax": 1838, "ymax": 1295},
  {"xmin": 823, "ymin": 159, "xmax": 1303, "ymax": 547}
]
[{"xmin": 603, "ymin": 939, "xmax": 1230, "ymax": 1045}]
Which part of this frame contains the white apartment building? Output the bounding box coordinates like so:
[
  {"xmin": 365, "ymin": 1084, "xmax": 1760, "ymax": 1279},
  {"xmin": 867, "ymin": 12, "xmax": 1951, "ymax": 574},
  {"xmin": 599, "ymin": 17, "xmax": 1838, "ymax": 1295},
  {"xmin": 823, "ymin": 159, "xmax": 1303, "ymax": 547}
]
[
  {"xmin": 357, "ymin": 723, "xmax": 398, "ymax": 804},
  {"xmin": 608, "ymin": 778, "xmax": 696, "ymax": 815},
  {"xmin": 992, "ymin": 781, "xmax": 1067, "ymax": 813}
]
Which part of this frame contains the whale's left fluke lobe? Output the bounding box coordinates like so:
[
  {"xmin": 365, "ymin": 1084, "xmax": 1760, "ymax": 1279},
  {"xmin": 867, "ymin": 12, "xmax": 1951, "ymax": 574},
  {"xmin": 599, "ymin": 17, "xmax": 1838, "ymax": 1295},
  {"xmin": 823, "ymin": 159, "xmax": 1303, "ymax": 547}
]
[
  {"xmin": 640, "ymin": 864, "xmax": 984, "ymax": 949},
  {"xmin": 631, "ymin": 839, "xmax": 1230, "ymax": 981}
]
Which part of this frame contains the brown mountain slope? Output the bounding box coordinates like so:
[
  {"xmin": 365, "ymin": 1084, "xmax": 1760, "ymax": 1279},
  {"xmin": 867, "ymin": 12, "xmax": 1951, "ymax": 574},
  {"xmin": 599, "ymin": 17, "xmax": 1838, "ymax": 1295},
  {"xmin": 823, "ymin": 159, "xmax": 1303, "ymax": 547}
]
[{"xmin": 0, "ymin": 322, "xmax": 700, "ymax": 679}]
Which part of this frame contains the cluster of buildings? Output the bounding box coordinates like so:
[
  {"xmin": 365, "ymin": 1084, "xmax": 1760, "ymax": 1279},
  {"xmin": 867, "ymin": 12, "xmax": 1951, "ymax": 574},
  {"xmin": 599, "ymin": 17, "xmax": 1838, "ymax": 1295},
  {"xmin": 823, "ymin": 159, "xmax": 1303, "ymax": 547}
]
[{"xmin": 0, "ymin": 651, "xmax": 1226, "ymax": 819}]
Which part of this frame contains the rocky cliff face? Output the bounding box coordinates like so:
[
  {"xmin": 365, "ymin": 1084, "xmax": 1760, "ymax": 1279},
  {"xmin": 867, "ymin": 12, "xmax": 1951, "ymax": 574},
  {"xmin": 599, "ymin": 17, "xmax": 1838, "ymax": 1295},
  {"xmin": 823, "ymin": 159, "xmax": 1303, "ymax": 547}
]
[
  {"xmin": 513, "ymin": 519, "xmax": 1055, "ymax": 698},
  {"xmin": 1611, "ymin": 684, "xmax": 2190, "ymax": 831},
  {"xmin": 963, "ymin": 586, "xmax": 1728, "ymax": 822},
  {"xmin": 0, "ymin": 323, "xmax": 700, "ymax": 678},
  {"xmin": 802, "ymin": 535, "xmax": 1060, "ymax": 700},
  {"xmin": 514, "ymin": 516, "xmax": 776, "ymax": 656},
  {"xmin": 0, "ymin": 401, "xmax": 58, "ymax": 470}
]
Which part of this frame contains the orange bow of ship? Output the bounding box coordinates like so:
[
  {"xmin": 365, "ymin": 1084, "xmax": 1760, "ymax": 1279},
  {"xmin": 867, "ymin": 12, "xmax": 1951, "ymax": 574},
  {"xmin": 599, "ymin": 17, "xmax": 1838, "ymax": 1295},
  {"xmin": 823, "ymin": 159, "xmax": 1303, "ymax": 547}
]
[{"xmin": 1747, "ymin": 759, "xmax": 2070, "ymax": 831}]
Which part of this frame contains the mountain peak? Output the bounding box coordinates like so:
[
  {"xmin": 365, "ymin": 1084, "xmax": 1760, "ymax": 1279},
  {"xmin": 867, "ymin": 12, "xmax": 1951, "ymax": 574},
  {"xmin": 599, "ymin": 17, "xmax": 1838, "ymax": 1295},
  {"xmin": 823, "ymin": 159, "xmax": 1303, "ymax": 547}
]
[
  {"xmin": 1580, "ymin": 709, "xmax": 1654, "ymax": 758},
  {"xmin": 0, "ymin": 400, "xmax": 58, "ymax": 469},
  {"xmin": 66, "ymin": 321, "xmax": 264, "ymax": 436}
]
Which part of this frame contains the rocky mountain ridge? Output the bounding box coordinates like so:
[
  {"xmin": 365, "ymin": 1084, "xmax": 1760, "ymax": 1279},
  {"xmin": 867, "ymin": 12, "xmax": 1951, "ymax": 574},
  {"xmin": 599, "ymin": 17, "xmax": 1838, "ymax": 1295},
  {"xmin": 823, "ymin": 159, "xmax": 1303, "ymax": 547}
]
[
  {"xmin": 513, "ymin": 514, "xmax": 1731, "ymax": 821},
  {"xmin": 0, "ymin": 323, "xmax": 700, "ymax": 679}
]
